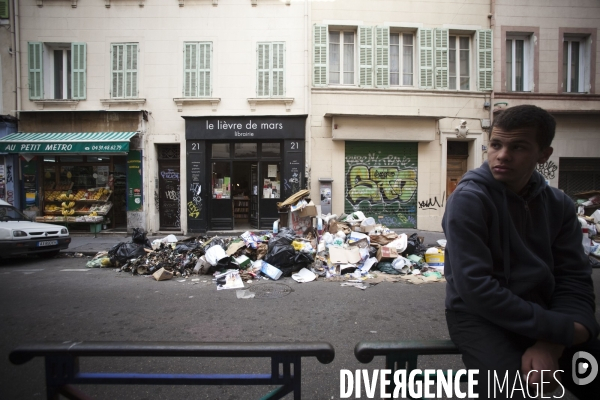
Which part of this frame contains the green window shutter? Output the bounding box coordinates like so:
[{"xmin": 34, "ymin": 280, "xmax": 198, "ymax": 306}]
[
  {"xmin": 313, "ymin": 24, "xmax": 328, "ymax": 86},
  {"xmin": 0, "ymin": 0, "xmax": 9, "ymax": 19},
  {"xmin": 28, "ymin": 42, "xmax": 43, "ymax": 100},
  {"xmin": 71, "ymin": 42, "xmax": 86, "ymax": 100},
  {"xmin": 271, "ymin": 42, "xmax": 285, "ymax": 96},
  {"xmin": 477, "ymin": 29, "xmax": 493, "ymax": 91},
  {"xmin": 111, "ymin": 43, "xmax": 124, "ymax": 98},
  {"xmin": 434, "ymin": 28, "xmax": 448, "ymax": 90},
  {"xmin": 358, "ymin": 26, "xmax": 373, "ymax": 87},
  {"xmin": 198, "ymin": 42, "xmax": 212, "ymax": 97},
  {"xmin": 257, "ymin": 43, "xmax": 270, "ymax": 97},
  {"xmin": 183, "ymin": 42, "xmax": 198, "ymax": 97},
  {"xmin": 419, "ymin": 28, "xmax": 433, "ymax": 89},
  {"xmin": 375, "ymin": 26, "xmax": 390, "ymax": 87},
  {"xmin": 125, "ymin": 43, "xmax": 138, "ymax": 98}
]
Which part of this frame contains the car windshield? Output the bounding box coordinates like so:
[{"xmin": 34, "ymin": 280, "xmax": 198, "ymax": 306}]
[{"xmin": 0, "ymin": 205, "xmax": 31, "ymax": 222}]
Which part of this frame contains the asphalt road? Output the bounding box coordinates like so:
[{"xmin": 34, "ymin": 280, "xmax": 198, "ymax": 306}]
[{"xmin": 1, "ymin": 255, "xmax": 599, "ymax": 400}]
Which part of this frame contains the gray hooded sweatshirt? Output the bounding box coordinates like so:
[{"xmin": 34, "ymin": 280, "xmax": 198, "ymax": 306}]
[{"xmin": 443, "ymin": 161, "xmax": 599, "ymax": 346}]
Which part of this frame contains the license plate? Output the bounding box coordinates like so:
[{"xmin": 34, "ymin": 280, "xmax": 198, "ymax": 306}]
[{"xmin": 37, "ymin": 240, "xmax": 58, "ymax": 247}]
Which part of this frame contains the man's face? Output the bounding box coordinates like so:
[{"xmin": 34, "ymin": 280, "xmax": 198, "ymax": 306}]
[{"xmin": 487, "ymin": 127, "xmax": 553, "ymax": 193}]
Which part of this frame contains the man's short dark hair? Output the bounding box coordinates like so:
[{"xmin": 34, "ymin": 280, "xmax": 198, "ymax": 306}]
[{"xmin": 492, "ymin": 105, "xmax": 556, "ymax": 149}]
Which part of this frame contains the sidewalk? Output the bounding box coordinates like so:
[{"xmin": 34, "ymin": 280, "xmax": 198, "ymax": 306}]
[{"xmin": 63, "ymin": 229, "xmax": 446, "ymax": 257}]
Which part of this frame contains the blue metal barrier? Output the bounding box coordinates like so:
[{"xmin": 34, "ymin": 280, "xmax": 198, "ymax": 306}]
[
  {"xmin": 354, "ymin": 340, "xmax": 464, "ymax": 400},
  {"xmin": 9, "ymin": 341, "xmax": 335, "ymax": 400}
]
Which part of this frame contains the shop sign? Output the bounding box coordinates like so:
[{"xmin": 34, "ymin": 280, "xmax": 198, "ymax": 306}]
[
  {"xmin": 185, "ymin": 116, "xmax": 306, "ymax": 140},
  {"xmin": 127, "ymin": 150, "xmax": 143, "ymax": 211},
  {"xmin": 0, "ymin": 142, "xmax": 130, "ymax": 154}
]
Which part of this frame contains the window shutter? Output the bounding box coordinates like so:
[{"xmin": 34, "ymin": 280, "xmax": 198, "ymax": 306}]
[
  {"xmin": 358, "ymin": 26, "xmax": 373, "ymax": 87},
  {"xmin": 71, "ymin": 42, "xmax": 86, "ymax": 100},
  {"xmin": 198, "ymin": 42, "xmax": 212, "ymax": 97},
  {"xmin": 183, "ymin": 42, "xmax": 198, "ymax": 97},
  {"xmin": 375, "ymin": 26, "xmax": 389, "ymax": 87},
  {"xmin": 28, "ymin": 42, "xmax": 43, "ymax": 100},
  {"xmin": 434, "ymin": 29, "xmax": 448, "ymax": 90},
  {"xmin": 125, "ymin": 43, "xmax": 138, "ymax": 98},
  {"xmin": 0, "ymin": 0, "xmax": 9, "ymax": 19},
  {"xmin": 477, "ymin": 29, "xmax": 493, "ymax": 91},
  {"xmin": 271, "ymin": 42, "xmax": 285, "ymax": 96},
  {"xmin": 419, "ymin": 28, "xmax": 433, "ymax": 89},
  {"xmin": 313, "ymin": 24, "xmax": 328, "ymax": 86},
  {"xmin": 111, "ymin": 43, "xmax": 124, "ymax": 98},
  {"xmin": 256, "ymin": 43, "xmax": 270, "ymax": 97}
]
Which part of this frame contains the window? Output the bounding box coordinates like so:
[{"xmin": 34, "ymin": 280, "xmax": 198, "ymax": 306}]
[
  {"xmin": 257, "ymin": 42, "xmax": 285, "ymax": 97},
  {"xmin": 390, "ymin": 32, "xmax": 414, "ymax": 86},
  {"xmin": 27, "ymin": 42, "xmax": 86, "ymax": 100},
  {"xmin": 0, "ymin": 0, "xmax": 8, "ymax": 19},
  {"xmin": 183, "ymin": 42, "xmax": 212, "ymax": 97},
  {"xmin": 329, "ymin": 31, "xmax": 355, "ymax": 84},
  {"xmin": 111, "ymin": 43, "xmax": 139, "ymax": 99},
  {"xmin": 563, "ymin": 37, "xmax": 588, "ymax": 93},
  {"xmin": 449, "ymin": 36, "xmax": 470, "ymax": 90},
  {"xmin": 506, "ymin": 35, "xmax": 531, "ymax": 92}
]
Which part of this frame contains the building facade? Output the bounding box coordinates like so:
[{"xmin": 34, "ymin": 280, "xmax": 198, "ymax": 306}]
[{"xmin": 1, "ymin": 0, "xmax": 310, "ymax": 234}]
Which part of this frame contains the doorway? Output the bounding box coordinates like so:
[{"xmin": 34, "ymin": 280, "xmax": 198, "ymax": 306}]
[
  {"xmin": 157, "ymin": 145, "xmax": 181, "ymax": 231},
  {"xmin": 446, "ymin": 141, "xmax": 469, "ymax": 199},
  {"xmin": 232, "ymin": 161, "xmax": 253, "ymax": 231}
]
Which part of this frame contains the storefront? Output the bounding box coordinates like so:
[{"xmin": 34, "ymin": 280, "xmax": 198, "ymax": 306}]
[
  {"xmin": 184, "ymin": 115, "xmax": 307, "ymax": 233},
  {"xmin": 0, "ymin": 131, "xmax": 140, "ymax": 231}
]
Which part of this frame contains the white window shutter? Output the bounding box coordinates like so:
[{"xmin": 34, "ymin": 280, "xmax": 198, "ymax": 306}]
[
  {"xmin": 313, "ymin": 25, "xmax": 328, "ymax": 86},
  {"xmin": 419, "ymin": 28, "xmax": 433, "ymax": 89},
  {"xmin": 257, "ymin": 43, "xmax": 270, "ymax": 97},
  {"xmin": 271, "ymin": 43, "xmax": 285, "ymax": 96},
  {"xmin": 183, "ymin": 42, "xmax": 198, "ymax": 97},
  {"xmin": 477, "ymin": 30, "xmax": 493, "ymax": 91},
  {"xmin": 111, "ymin": 43, "xmax": 124, "ymax": 98},
  {"xmin": 375, "ymin": 26, "xmax": 389, "ymax": 87},
  {"xmin": 125, "ymin": 43, "xmax": 138, "ymax": 98},
  {"xmin": 198, "ymin": 42, "xmax": 212, "ymax": 97},
  {"xmin": 28, "ymin": 42, "xmax": 44, "ymax": 100},
  {"xmin": 434, "ymin": 29, "xmax": 448, "ymax": 90},
  {"xmin": 358, "ymin": 26, "xmax": 373, "ymax": 87},
  {"xmin": 71, "ymin": 42, "xmax": 87, "ymax": 100}
]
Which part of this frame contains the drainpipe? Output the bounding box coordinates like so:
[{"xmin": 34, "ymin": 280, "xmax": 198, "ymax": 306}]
[
  {"xmin": 489, "ymin": 0, "xmax": 495, "ymax": 132},
  {"xmin": 12, "ymin": 0, "xmax": 21, "ymax": 118},
  {"xmin": 304, "ymin": 0, "xmax": 311, "ymax": 191}
]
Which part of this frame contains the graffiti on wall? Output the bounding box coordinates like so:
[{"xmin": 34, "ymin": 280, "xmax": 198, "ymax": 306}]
[
  {"xmin": 536, "ymin": 160, "xmax": 557, "ymax": 181},
  {"xmin": 188, "ymin": 183, "xmax": 202, "ymax": 218},
  {"xmin": 345, "ymin": 151, "xmax": 418, "ymax": 228},
  {"xmin": 418, "ymin": 192, "xmax": 445, "ymax": 210}
]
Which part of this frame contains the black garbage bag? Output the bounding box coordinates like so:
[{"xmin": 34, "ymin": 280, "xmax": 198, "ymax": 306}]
[
  {"xmin": 377, "ymin": 261, "xmax": 400, "ymax": 275},
  {"xmin": 202, "ymin": 237, "xmax": 226, "ymax": 252},
  {"xmin": 368, "ymin": 246, "xmax": 378, "ymax": 258},
  {"xmin": 174, "ymin": 242, "xmax": 201, "ymax": 254},
  {"xmin": 108, "ymin": 242, "xmax": 147, "ymax": 266},
  {"xmin": 131, "ymin": 228, "xmax": 151, "ymax": 247},
  {"xmin": 268, "ymin": 228, "xmax": 296, "ymax": 253},
  {"xmin": 404, "ymin": 233, "xmax": 425, "ymax": 256},
  {"xmin": 207, "ymin": 256, "xmax": 237, "ymax": 275},
  {"xmin": 265, "ymin": 244, "xmax": 296, "ymax": 268}
]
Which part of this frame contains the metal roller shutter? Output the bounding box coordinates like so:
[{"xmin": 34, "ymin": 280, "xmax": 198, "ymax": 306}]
[
  {"xmin": 345, "ymin": 141, "xmax": 418, "ymax": 228},
  {"xmin": 558, "ymin": 157, "xmax": 600, "ymax": 200}
]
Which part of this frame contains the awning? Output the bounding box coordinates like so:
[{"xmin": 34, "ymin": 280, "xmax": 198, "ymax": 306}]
[{"xmin": 0, "ymin": 132, "xmax": 139, "ymax": 154}]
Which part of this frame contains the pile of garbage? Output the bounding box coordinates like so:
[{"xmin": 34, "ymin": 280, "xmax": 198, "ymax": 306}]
[{"xmin": 86, "ymin": 191, "xmax": 446, "ymax": 286}]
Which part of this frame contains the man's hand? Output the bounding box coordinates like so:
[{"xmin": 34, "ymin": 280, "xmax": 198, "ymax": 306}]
[
  {"xmin": 573, "ymin": 322, "xmax": 590, "ymax": 345},
  {"xmin": 521, "ymin": 340, "xmax": 565, "ymax": 394}
]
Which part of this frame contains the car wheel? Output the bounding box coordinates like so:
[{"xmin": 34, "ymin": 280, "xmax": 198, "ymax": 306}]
[{"xmin": 38, "ymin": 250, "xmax": 61, "ymax": 258}]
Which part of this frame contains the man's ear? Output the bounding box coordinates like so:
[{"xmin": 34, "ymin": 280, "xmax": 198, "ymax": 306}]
[{"xmin": 538, "ymin": 146, "xmax": 553, "ymax": 164}]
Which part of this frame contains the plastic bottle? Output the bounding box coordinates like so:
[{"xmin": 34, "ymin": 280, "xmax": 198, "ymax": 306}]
[
  {"xmin": 579, "ymin": 217, "xmax": 590, "ymax": 255},
  {"xmin": 272, "ymin": 219, "xmax": 279, "ymax": 234}
]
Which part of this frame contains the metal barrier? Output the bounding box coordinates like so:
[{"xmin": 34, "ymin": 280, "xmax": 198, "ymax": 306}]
[
  {"xmin": 9, "ymin": 341, "xmax": 335, "ymax": 400},
  {"xmin": 354, "ymin": 340, "xmax": 464, "ymax": 400}
]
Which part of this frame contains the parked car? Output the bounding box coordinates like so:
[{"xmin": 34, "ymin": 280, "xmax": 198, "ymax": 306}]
[{"xmin": 0, "ymin": 200, "xmax": 71, "ymax": 258}]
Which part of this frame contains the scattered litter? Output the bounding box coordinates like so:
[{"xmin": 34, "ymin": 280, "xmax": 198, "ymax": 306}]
[
  {"xmin": 216, "ymin": 270, "xmax": 245, "ymax": 290},
  {"xmin": 153, "ymin": 267, "xmax": 173, "ymax": 281},
  {"xmin": 291, "ymin": 268, "xmax": 317, "ymax": 283},
  {"xmin": 60, "ymin": 269, "xmax": 90, "ymax": 272},
  {"xmin": 177, "ymin": 279, "xmax": 186, "ymax": 282},
  {"xmin": 192, "ymin": 278, "xmax": 200, "ymax": 282},
  {"xmin": 188, "ymin": 296, "xmax": 194, "ymax": 298},
  {"xmin": 236, "ymin": 289, "xmax": 256, "ymax": 299},
  {"xmin": 370, "ymin": 331, "xmax": 377, "ymax": 334},
  {"xmin": 340, "ymin": 282, "xmax": 369, "ymax": 290}
]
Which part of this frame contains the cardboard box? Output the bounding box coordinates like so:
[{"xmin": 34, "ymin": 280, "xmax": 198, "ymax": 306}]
[
  {"xmin": 153, "ymin": 267, "xmax": 173, "ymax": 281},
  {"xmin": 289, "ymin": 211, "xmax": 312, "ymax": 236},
  {"xmin": 425, "ymin": 249, "xmax": 444, "ymax": 267},
  {"xmin": 376, "ymin": 246, "xmax": 399, "ymax": 262},
  {"xmin": 329, "ymin": 247, "xmax": 362, "ymax": 264},
  {"xmin": 297, "ymin": 201, "xmax": 319, "ymax": 218}
]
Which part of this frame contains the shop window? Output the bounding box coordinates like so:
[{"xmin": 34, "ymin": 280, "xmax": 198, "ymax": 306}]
[
  {"xmin": 88, "ymin": 156, "xmax": 112, "ymax": 162},
  {"xmin": 261, "ymin": 162, "xmax": 281, "ymax": 199},
  {"xmin": 234, "ymin": 143, "xmax": 257, "ymax": 158},
  {"xmin": 59, "ymin": 155, "xmax": 83, "ymax": 163},
  {"xmin": 212, "ymin": 162, "xmax": 231, "ymax": 199},
  {"xmin": 43, "ymin": 156, "xmax": 56, "ymax": 163},
  {"xmin": 212, "ymin": 143, "xmax": 230, "ymax": 158},
  {"xmin": 261, "ymin": 142, "xmax": 281, "ymax": 157}
]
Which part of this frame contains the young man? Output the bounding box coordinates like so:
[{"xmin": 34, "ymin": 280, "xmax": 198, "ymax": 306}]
[{"xmin": 443, "ymin": 105, "xmax": 599, "ymax": 399}]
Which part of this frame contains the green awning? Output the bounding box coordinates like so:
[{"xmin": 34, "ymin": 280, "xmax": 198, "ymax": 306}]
[{"xmin": 0, "ymin": 132, "xmax": 139, "ymax": 154}]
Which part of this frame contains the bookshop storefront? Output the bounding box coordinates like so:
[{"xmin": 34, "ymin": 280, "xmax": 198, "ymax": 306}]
[{"xmin": 184, "ymin": 115, "xmax": 307, "ymax": 233}]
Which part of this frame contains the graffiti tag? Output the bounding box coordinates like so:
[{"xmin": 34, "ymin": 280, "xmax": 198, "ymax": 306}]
[
  {"xmin": 418, "ymin": 192, "xmax": 446, "ymax": 210},
  {"xmin": 165, "ymin": 190, "xmax": 180, "ymax": 201},
  {"xmin": 187, "ymin": 201, "xmax": 200, "ymax": 218},
  {"xmin": 536, "ymin": 161, "xmax": 558, "ymax": 180},
  {"xmin": 6, "ymin": 166, "xmax": 12, "ymax": 183}
]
